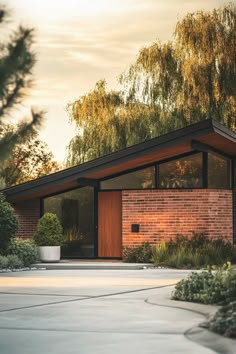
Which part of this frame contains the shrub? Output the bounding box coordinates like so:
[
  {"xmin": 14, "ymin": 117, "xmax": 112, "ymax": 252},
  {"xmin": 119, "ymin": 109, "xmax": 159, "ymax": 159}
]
[
  {"xmin": 205, "ymin": 301, "xmax": 236, "ymax": 338},
  {"xmin": 7, "ymin": 255, "xmax": 23, "ymax": 269},
  {"xmin": 172, "ymin": 270, "xmax": 215, "ymax": 303},
  {"xmin": 0, "ymin": 255, "xmax": 9, "ymax": 269},
  {"xmin": 172, "ymin": 262, "xmax": 236, "ymax": 305},
  {"xmin": 0, "ymin": 255, "xmax": 23, "ymax": 269},
  {"xmin": 0, "ymin": 193, "xmax": 18, "ymax": 253},
  {"xmin": 8, "ymin": 239, "xmax": 38, "ymax": 266},
  {"xmin": 123, "ymin": 242, "xmax": 153, "ymax": 263},
  {"xmin": 33, "ymin": 213, "xmax": 63, "ymax": 246},
  {"xmin": 152, "ymin": 233, "xmax": 236, "ymax": 268}
]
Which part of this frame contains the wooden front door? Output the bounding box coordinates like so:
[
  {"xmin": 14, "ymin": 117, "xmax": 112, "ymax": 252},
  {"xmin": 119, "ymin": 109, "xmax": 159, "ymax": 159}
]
[{"xmin": 98, "ymin": 191, "xmax": 122, "ymax": 258}]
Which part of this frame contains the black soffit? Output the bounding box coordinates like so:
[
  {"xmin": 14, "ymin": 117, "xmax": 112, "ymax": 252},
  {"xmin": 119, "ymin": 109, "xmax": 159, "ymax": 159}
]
[{"xmin": 3, "ymin": 119, "xmax": 236, "ymax": 200}]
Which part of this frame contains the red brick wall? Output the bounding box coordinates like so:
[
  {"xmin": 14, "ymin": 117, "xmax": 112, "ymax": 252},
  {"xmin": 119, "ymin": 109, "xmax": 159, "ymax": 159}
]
[
  {"xmin": 122, "ymin": 189, "xmax": 233, "ymax": 247},
  {"xmin": 12, "ymin": 199, "xmax": 41, "ymax": 239}
]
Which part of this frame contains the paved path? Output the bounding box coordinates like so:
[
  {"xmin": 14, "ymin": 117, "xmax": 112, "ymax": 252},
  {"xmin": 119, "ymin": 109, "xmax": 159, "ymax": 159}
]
[{"xmin": 0, "ymin": 269, "xmax": 221, "ymax": 354}]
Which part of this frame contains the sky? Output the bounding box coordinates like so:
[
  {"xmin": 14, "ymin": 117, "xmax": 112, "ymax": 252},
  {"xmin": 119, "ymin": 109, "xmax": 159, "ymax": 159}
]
[{"xmin": 7, "ymin": 0, "xmax": 227, "ymax": 163}]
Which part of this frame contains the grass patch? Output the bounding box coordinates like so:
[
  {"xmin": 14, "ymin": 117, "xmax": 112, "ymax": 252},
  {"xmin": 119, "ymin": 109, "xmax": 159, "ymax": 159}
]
[{"xmin": 152, "ymin": 233, "xmax": 236, "ymax": 268}]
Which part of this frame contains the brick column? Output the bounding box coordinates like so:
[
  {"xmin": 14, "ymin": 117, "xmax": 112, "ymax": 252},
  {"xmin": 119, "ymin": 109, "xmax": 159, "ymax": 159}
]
[{"xmin": 12, "ymin": 199, "xmax": 41, "ymax": 239}]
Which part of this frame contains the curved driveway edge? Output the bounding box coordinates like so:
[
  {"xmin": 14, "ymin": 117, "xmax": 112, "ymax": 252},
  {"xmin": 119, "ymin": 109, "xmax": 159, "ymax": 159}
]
[{"xmin": 146, "ymin": 288, "xmax": 235, "ymax": 354}]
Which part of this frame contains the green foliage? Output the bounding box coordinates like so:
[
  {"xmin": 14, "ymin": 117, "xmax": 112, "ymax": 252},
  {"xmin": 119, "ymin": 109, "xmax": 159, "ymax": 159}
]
[
  {"xmin": 8, "ymin": 239, "xmax": 38, "ymax": 266},
  {"xmin": 0, "ymin": 176, "xmax": 6, "ymax": 190},
  {"xmin": 206, "ymin": 301, "xmax": 236, "ymax": 338},
  {"xmin": 67, "ymin": 80, "xmax": 155, "ymax": 166},
  {"xmin": 1, "ymin": 130, "xmax": 59, "ymax": 187},
  {"xmin": 67, "ymin": 4, "xmax": 235, "ymax": 166},
  {"xmin": 152, "ymin": 233, "xmax": 236, "ymax": 268},
  {"xmin": 0, "ymin": 254, "xmax": 23, "ymax": 269},
  {"xmin": 122, "ymin": 3, "xmax": 236, "ymax": 130},
  {"xmin": 33, "ymin": 213, "xmax": 63, "ymax": 246},
  {"xmin": 172, "ymin": 262, "xmax": 236, "ymax": 305},
  {"xmin": 0, "ymin": 255, "xmax": 9, "ymax": 269},
  {"xmin": 123, "ymin": 242, "xmax": 153, "ymax": 263},
  {"xmin": 0, "ymin": 5, "xmax": 43, "ymax": 167},
  {"xmin": 6, "ymin": 255, "xmax": 23, "ymax": 269},
  {"xmin": 152, "ymin": 242, "xmax": 169, "ymax": 264},
  {"xmin": 0, "ymin": 193, "xmax": 18, "ymax": 253}
]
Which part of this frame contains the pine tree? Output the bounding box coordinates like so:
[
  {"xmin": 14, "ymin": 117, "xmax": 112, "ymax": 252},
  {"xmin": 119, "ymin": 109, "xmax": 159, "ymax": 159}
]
[{"xmin": 0, "ymin": 5, "xmax": 43, "ymax": 165}]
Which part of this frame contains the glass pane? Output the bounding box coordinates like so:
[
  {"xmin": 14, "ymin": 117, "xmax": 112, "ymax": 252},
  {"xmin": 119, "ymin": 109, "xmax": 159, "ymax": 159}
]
[
  {"xmin": 44, "ymin": 187, "xmax": 94, "ymax": 258},
  {"xmin": 100, "ymin": 166, "xmax": 155, "ymax": 190},
  {"xmin": 159, "ymin": 153, "xmax": 203, "ymax": 188},
  {"xmin": 208, "ymin": 152, "xmax": 231, "ymax": 189}
]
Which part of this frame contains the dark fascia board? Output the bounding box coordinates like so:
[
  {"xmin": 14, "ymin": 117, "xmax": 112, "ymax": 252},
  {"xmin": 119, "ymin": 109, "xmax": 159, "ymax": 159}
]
[
  {"xmin": 212, "ymin": 119, "xmax": 236, "ymax": 143},
  {"xmin": 191, "ymin": 140, "xmax": 232, "ymax": 159},
  {"xmin": 2, "ymin": 119, "xmax": 235, "ymax": 200}
]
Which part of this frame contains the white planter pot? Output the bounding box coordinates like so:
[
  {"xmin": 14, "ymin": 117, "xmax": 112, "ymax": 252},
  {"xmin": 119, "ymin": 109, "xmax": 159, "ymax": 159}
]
[{"xmin": 39, "ymin": 246, "xmax": 61, "ymax": 263}]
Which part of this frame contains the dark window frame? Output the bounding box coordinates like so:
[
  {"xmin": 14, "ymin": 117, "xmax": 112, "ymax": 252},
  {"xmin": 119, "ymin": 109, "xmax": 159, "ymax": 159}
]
[
  {"xmin": 158, "ymin": 152, "xmax": 203, "ymax": 189},
  {"xmin": 42, "ymin": 185, "xmax": 98, "ymax": 259},
  {"xmin": 98, "ymin": 150, "xmax": 232, "ymax": 191},
  {"xmin": 100, "ymin": 165, "xmax": 156, "ymax": 191},
  {"xmin": 207, "ymin": 151, "xmax": 232, "ymax": 190},
  {"xmin": 40, "ymin": 152, "xmax": 233, "ymax": 199}
]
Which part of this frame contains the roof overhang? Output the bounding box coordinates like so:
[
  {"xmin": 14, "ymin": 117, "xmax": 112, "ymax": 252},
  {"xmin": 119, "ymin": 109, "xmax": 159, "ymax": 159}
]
[{"xmin": 3, "ymin": 119, "xmax": 236, "ymax": 202}]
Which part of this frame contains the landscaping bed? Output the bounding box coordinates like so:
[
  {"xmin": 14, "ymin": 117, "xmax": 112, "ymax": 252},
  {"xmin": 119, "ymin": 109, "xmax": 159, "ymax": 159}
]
[
  {"xmin": 172, "ymin": 263, "xmax": 236, "ymax": 339},
  {"xmin": 123, "ymin": 233, "xmax": 236, "ymax": 268},
  {"xmin": 123, "ymin": 235, "xmax": 236, "ymax": 339}
]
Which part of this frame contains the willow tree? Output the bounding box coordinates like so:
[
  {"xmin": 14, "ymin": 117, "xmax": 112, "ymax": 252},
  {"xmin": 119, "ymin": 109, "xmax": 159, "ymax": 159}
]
[
  {"xmin": 0, "ymin": 5, "xmax": 43, "ymax": 166},
  {"xmin": 67, "ymin": 80, "xmax": 157, "ymax": 166},
  {"xmin": 175, "ymin": 3, "xmax": 236, "ymax": 127},
  {"xmin": 121, "ymin": 3, "xmax": 236, "ymax": 131},
  {"xmin": 67, "ymin": 3, "xmax": 236, "ymax": 166}
]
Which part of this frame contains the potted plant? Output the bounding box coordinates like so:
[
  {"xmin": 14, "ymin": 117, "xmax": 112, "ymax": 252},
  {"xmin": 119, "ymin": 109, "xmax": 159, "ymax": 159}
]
[{"xmin": 33, "ymin": 213, "xmax": 63, "ymax": 262}]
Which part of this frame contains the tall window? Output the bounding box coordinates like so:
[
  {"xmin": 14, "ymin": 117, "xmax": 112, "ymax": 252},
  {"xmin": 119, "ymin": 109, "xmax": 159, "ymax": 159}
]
[
  {"xmin": 159, "ymin": 153, "xmax": 203, "ymax": 188},
  {"xmin": 208, "ymin": 152, "xmax": 231, "ymax": 189},
  {"xmin": 100, "ymin": 166, "xmax": 155, "ymax": 190},
  {"xmin": 44, "ymin": 187, "xmax": 94, "ymax": 258}
]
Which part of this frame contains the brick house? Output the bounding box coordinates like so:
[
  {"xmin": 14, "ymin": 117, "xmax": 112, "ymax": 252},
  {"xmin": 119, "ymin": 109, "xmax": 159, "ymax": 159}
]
[{"xmin": 3, "ymin": 119, "xmax": 236, "ymax": 259}]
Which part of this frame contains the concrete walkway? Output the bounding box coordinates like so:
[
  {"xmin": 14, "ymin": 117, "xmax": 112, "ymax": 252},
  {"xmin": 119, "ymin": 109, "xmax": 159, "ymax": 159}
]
[
  {"xmin": 0, "ymin": 268, "xmax": 234, "ymax": 354},
  {"xmin": 32, "ymin": 260, "xmax": 153, "ymax": 270}
]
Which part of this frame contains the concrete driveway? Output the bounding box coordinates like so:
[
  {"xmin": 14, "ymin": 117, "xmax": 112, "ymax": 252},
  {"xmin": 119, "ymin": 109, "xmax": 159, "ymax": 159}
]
[{"xmin": 0, "ymin": 268, "xmax": 217, "ymax": 354}]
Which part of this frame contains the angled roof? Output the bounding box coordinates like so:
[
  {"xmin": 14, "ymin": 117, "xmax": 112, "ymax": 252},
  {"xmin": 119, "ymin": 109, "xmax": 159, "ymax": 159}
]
[{"xmin": 3, "ymin": 119, "xmax": 236, "ymax": 202}]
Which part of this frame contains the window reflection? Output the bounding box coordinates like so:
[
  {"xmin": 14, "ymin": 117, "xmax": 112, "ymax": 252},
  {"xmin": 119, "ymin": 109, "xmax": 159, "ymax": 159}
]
[
  {"xmin": 159, "ymin": 153, "xmax": 203, "ymax": 188},
  {"xmin": 208, "ymin": 152, "xmax": 231, "ymax": 189},
  {"xmin": 100, "ymin": 166, "xmax": 155, "ymax": 190},
  {"xmin": 44, "ymin": 187, "xmax": 94, "ymax": 258}
]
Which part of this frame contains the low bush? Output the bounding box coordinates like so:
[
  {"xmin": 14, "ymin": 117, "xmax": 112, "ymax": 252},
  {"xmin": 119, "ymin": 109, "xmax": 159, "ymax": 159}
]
[
  {"xmin": 0, "ymin": 255, "xmax": 9, "ymax": 269},
  {"xmin": 7, "ymin": 255, "xmax": 23, "ymax": 269},
  {"xmin": 172, "ymin": 263, "xmax": 236, "ymax": 339},
  {"xmin": 0, "ymin": 254, "xmax": 23, "ymax": 269},
  {"xmin": 0, "ymin": 193, "xmax": 18, "ymax": 253},
  {"xmin": 152, "ymin": 233, "xmax": 236, "ymax": 268},
  {"xmin": 8, "ymin": 239, "xmax": 38, "ymax": 267},
  {"xmin": 172, "ymin": 262, "xmax": 236, "ymax": 305},
  {"xmin": 123, "ymin": 242, "xmax": 153, "ymax": 263},
  {"xmin": 205, "ymin": 301, "xmax": 236, "ymax": 338}
]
